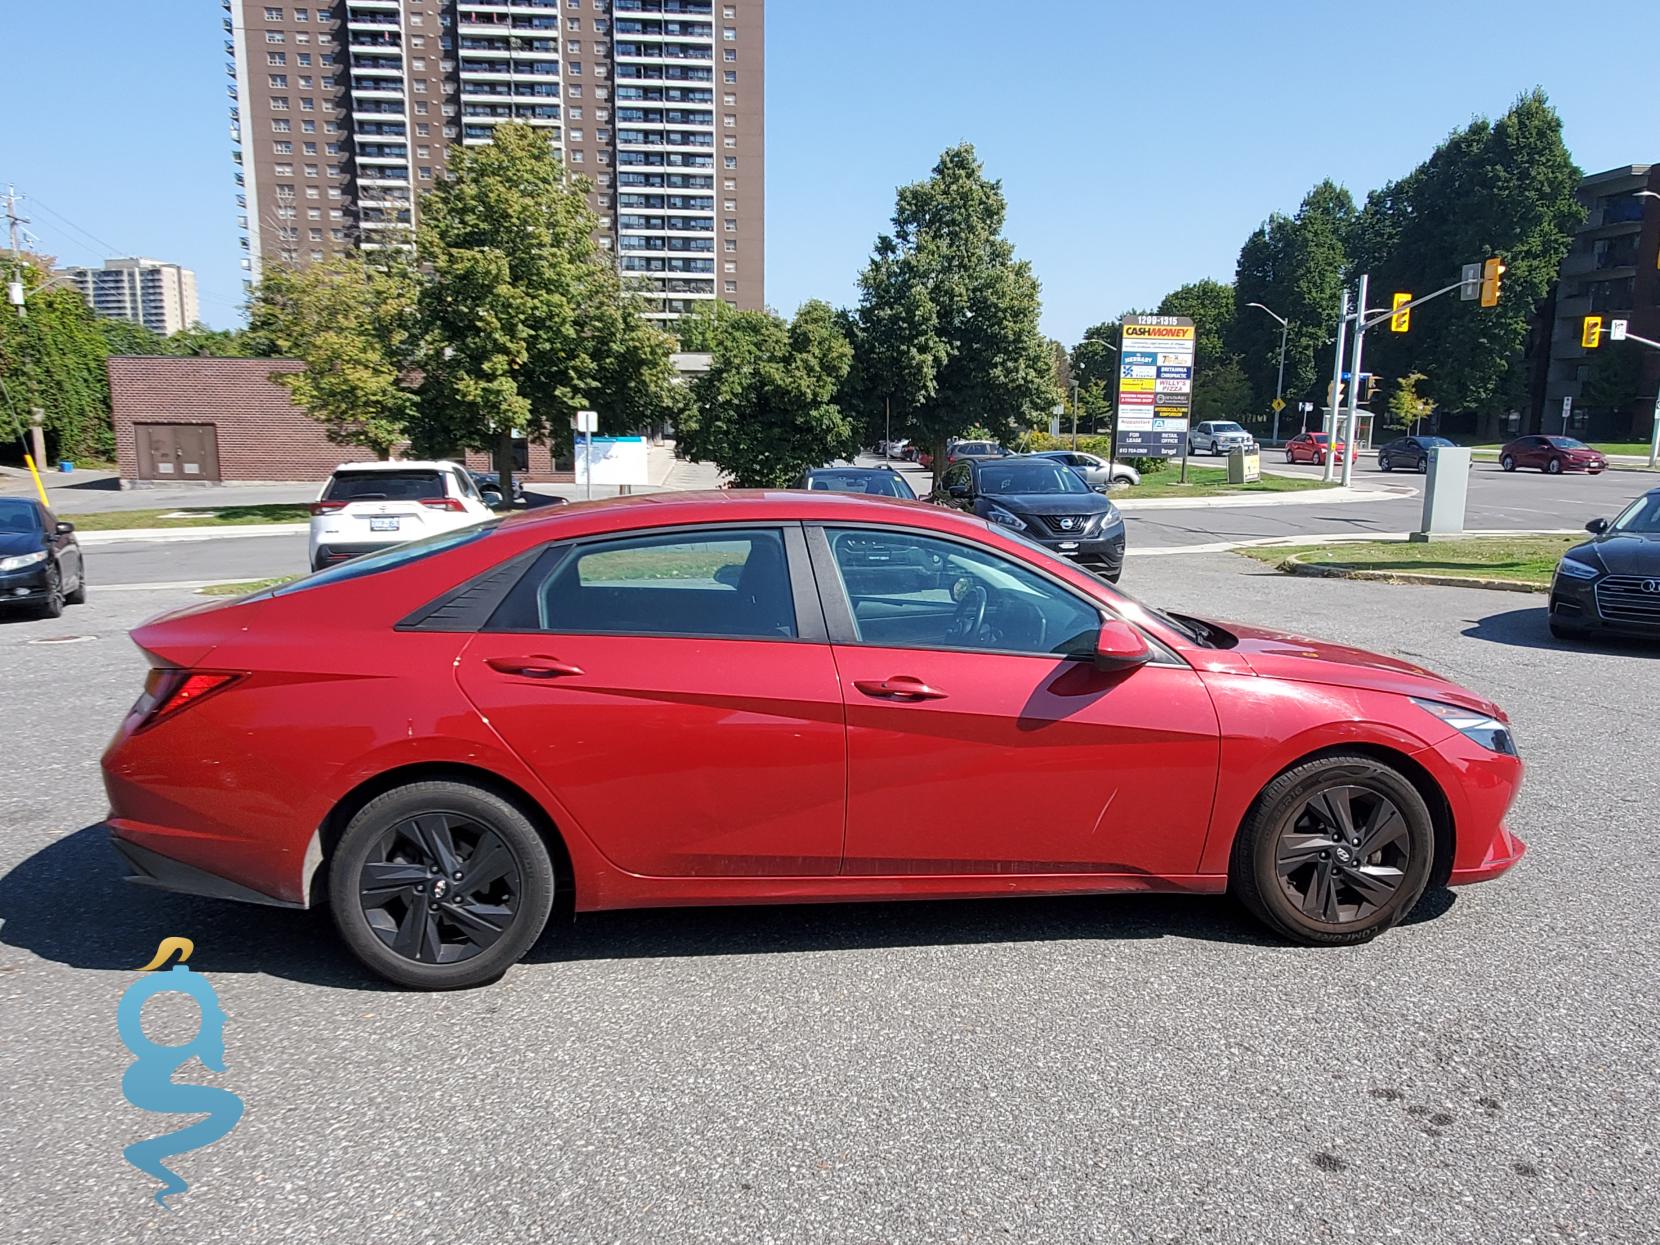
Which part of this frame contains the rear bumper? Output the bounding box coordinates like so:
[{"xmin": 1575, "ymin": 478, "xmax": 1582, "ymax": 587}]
[
  {"xmin": 109, "ymin": 828, "xmax": 307, "ymax": 908},
  {"xmin": 311, "ymin": 541, "xmax": 397, "ymax": 568}
]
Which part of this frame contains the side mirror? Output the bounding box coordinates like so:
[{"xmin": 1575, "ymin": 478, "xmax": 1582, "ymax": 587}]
[
  {"xmin": 1586, "ymin": 518, "xmax": 1609, "ymax": 535},
  {"xmin": 481, "ymin": 489, "xmax": 504, "ymax": 508},
  {"xmin": 713, "ymin": 563, "xmax": 743, "ymax": 588},
  {"xmin": 55, "ymin": 520, "xmax": 75, "ymax": 535},
  {"xmin": 1090, "ymin": 482, "xmax": 1109, "ymax": 494},
  {"xmin": 947, "ymin": 483, "xmax": 971, "ymax": 499},
  {"xmin": 1091, "ymin": 619, "xmax": 1152, "ymax": 672}
]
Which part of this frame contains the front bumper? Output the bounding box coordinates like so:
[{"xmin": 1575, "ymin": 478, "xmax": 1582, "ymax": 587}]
[
  {"xmin": 1448, "ymin": 823, "xmax": 1527, "ymax": 886},
  {"xmin": 0, "ymin": 563, "xmax": 51, "ymax": 603},
  {"xmin": 1026, "ymin": 524, "xmax": 1125, "ymax": 577},
  {"xmin": 1549, "ymin": 571, "xmax": 1660, "ymax": 638}
]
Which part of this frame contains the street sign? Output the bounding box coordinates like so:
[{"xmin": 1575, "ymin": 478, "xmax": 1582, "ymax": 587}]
[
  {"xmin": 1561, "ymin": 395, "xmax": 1573, "ymax": 424},
  {"xmin": 1270, "ymin": 397, "xmax": 1286, "ymax": 413},
  {"xmin": 1390, "ymin": 292, "xmax": 1411, "ymax": 332},
  {"xmin": 1460, "ymin": 262, "xmax": 1481, "ymax": 300},
  {"xmin": 1115, "ymin": 315, "xmax": 1194, "ymax": 458},
  {"xmin": 572, "ymin": 409, "xmax": 598, "ymax": 433},
  {"xmin": 1611, "ymin": 319, "xmax": 1629, "ymax": 342}
]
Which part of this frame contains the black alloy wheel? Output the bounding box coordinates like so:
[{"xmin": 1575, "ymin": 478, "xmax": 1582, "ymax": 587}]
[
  {"xmin": 38, "ymin": 566, "xmax": 63, "ymax": 619},
  {"xmin": 1231, "ymin": 755, "xmax": 1435, "ymax": 945},
  {"xmin": 1379, "ymin": 454, "xmax": 1393, "ymax": 472},
  {"xmin": 330, "ymin": 781, "xmax": 555, "ymax": 989}
]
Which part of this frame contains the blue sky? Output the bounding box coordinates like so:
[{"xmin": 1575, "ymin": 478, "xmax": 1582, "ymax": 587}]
[{"xmin": 2, "ymin": 1, "xmax": 1656, "ymax": 341}]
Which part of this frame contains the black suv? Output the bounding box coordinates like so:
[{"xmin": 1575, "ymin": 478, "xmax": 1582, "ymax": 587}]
[{"xmin": 931, "ymin": 456, "xmax": 1125, "ymax": 580}]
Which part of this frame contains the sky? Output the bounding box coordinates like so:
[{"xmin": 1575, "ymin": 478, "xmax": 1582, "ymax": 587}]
[{"xmin": 2, "ymin": 1, "xmax": 1657, "ymax": 342}]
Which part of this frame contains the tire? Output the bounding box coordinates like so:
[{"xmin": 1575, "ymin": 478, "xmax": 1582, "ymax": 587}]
[
  {"xmin": 1378, "ymin": 455, "xmax": 1393, "ymax": 472},
  {"xmin": 1417, "ymin": 458, "xmax": 1428, "ymax": 473},
  {"xmin": 64, "ymin": 564, "xmax": 87, "ymax": 606},
  {"xmin": 1545, "ymin": 458, "xmax": 1563, "ymax": 475},
  {"xmin": 328, "ymin": 780, "xmax": 556, "ymax": 990},
  {"xmin": 1500, "ymin": 454, "xmax": 1516, "ymax": 472},
  {"xmin": 1230, "ymin": 754, "xmax": 1435, "ymax": 946},
  {"xmin": 1548, "ymin": 618, "xmax": 1582, "ymax": 640},
  {"xmin": 1211, "ymin": 443, "xmax": 1221, "ymax": 457},
  {"xmin": 1285, "ymin": 450, "xmax": 1296, "ymax": 464},
  {"xmin": 37, "ymin": 567, "xmax": 63, "ymax": 619},
  {"xmin": 1315, "ymin": 452, "xmax": 1327, "ymax": 467}
]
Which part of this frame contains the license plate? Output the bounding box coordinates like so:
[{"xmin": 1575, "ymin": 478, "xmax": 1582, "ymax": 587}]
[{"xmin": 369, "ymin": 517, "xmax": 400, "ymax": 532}]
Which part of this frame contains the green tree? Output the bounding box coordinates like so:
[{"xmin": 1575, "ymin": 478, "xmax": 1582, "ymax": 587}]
[
  {"xmin": 1387, "ymin": 371, "xmax": 1437, "ymax": 434},
  {"xmin": 164, "ymin": 323, "xmax": 260, "ymax": 357},
  {"xmin": 680, "ymin": 300, "xmax": 855, "ymax": 487},
  {"xmin": 1350, "ymin": 90, "xmax": 1582, "ymax": 433},
  {"xmin": 1070, "ymin": 320, "xmax": 1123, "ymax": 391},
  {"xmin": 96, "ymin": 318, "xmax": 167, "ymax": 356},
  {"xmin": 849, "ymin": 144, "xmax": 1056, "ymax": 466},
  {"xmin": 1232, "ymin": 180, "xmax": 1356, "ymax": 412},
  {"xmin": 0, "ymin": 258, "xmax": 114, "ymax": 459},
  {"xmin": 248, "ymin": 253, "xmax": 420, "ymax": 459},
  {"xmin": 411, "ymin": 122, "xmax": 679, "ymax": 494}
]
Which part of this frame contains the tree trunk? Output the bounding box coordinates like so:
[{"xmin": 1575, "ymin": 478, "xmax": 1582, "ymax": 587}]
[{"xmin": 493, "ymin": 429, "xmax": 516, "ymax": 505}]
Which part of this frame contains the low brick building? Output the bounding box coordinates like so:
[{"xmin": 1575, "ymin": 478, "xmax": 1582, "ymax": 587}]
[{"xmin": 107, "ymin": 356, "xmax": 558, "ymax": 487}]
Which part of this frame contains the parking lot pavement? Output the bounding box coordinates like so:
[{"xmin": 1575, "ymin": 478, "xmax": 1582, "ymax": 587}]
[{"xmin": 1, "ymin": 558, "xmax": 1657, "ymax": 1243}]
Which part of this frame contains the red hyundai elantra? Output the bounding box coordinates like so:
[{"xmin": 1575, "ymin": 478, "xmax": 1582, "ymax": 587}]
[{"xmin": 103, "ymin": 492, "xmax": 1525, "ymax": 988}]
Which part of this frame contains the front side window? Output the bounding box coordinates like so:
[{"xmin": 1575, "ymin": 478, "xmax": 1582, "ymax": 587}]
[
  {"xmin": 824, "ymin": 528, "xmax": 1099, "ymax": 658},
  {"xmin": 492, "ymin": 528, "xmax": 796, "ymax": 639},
  {"xmin": 1611, "ymin": 493, "xmax": 1660, "ymax": 534}
]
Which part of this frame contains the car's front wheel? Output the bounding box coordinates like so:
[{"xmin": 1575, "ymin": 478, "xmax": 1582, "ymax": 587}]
[
  {"xmin": 1285, "ymin": 449, "xmax": 1296, "ymax": 463},
  {"xmin": 37, "ymin": 567, "xmax": 63, "ymax": 619},
  {"xmin": 329, "ymin": 780, "xmax": 556, "ymax": 989},
  {"xmin": 1501, "ymin": 454, "xmax": 1517, "ymax": 472},
  {"xmin": 1378, "ymin": 454, "xmax": 1392, "ymax": 472},
  {"xmin": 1545, "ymin": 458, "xmax": 1563, "ymax": 475},
  {"xmin": 1230, "ymin": 754, "xmax": 1435, "ymax": 946}
]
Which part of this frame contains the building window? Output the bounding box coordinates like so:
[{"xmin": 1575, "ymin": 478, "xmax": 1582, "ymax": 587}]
[
  {"xmin": 301, "ymin": 97, "xmax": 315, "ymax": 110},
  {"xmin": 569, "ymin": 107, "xmax": 583, "ymax": 120},
  {"xmin": 568, "ymin": 85, "xmax": 583, "ymax": 98},
  {"xmin": 298, "ymin": 76, "xmax": 312, "ymax": 88},
  {"xmin": 419, "ymin": 166, "xmax": 432, "ymax": 179},
  {"xmin": 597, "ymin": 151, "xmax": 610, "ymax": 164},
  {"xmin": 266, "ymin": 30, "xmax": 285, "ymax": 43},
  {"xmin": 596, "ymin": 107, "xmax": 610, "ymax": 121},
  {"xmin": 570, "ymin": 129, "xmax": 584, "ymax": 142},
  {"xmin": 304, "ymin": 163, "xmax": 318, "ymax": 177},
  {"xmin": 412, "ymin": 58, "xmax": 425, "ymax": 70},
  {"xmin": 273, "ymin": 141, "xmax": 293, "ymax": 154},
  {"xmin": 723, "ymin": 93, "xmax": 736, "ymax": 105},
  {"xmin": 723, "ymin": 136, "xmax": 736, "ymax": 148},
  {"xmin": 413, "ymin": 80, "xmax": 426, "ymax": 92},
  {"xmin": 271, "ymin": 96, "xmax": 290, "ymax": 109},
  {"xmin": 724, "ymin": 260, "xmax": 736, "ymax": 273},
  {"xmin": 309, "ymin": 228, "xmax": 323, "ymax": 241},
  {"xmin": 724, "ymin": 218, "xmax": 736, "ymax": 232},
  {"xmin": 724, "ymin": 280, "xmax": 737, "ymax": 292},
  {"xmin": 723, "ymin": 28, "xmax": 735, "ymax": 40},
  {"xmin": 303, "ymin": 141, "xmax": 317, "ymax": 154},
  {"xmin": 296, "ymin": 52, "xmax": 311, "ymax": 66},
  {"xmin": 723, "ymin": 70, "xmax": 736, "ymax": 83},
  {"xmin": 293, "ymin": 7, "xmax": 308, "ymax": 20},
  {"xmin": 569, "ymin": 62, "xmax": 581, "ymax": 75},
  {"xmin": 724, "ymin": 156, "xmax": 737, "ymax": 168},
  {"xmin": 274, "ymin": 162, "xmax": 294, "ymax": 175},
  {"xmin": 724, "ymin": 239, "xmax": 736, "ymax": 252},
  {"xmin": 415, "ymin": 101, "xmax": 429, "ymax": 114},
  {"xmin": 724, "ymin": 177, "xmax": 736, "ymax": 190},
  {"xmin": 267, "ymin": 51, "xmax": 286, "ymax": 65},
  {"xmin": 264, "ymin": 7, "xmax": 283, "ymax": 21},
  {"xmin": 723, "ymin": 198, "xmax": 735, "ymax": 211},
  {"xmin": 566, "ymin": 38, "xmax": 580, "ymax": 52},
  {"xmin": 308, "ymin": 207, "xmax": 321, "ymax": 219},
  {"xmin": 723, "ymin": 49, "xmax": 735, "ymax": 61},
  {"xmin": 724, "ymin": 114, "xmax": 735, "ymax": 127},
  {"xmin": 416, "ymin": 123, "xmax": 430, "ymax": 136},
  {"xmin": 306, "ymin": 186, "xmax": 320, "ymax": 199},
  {"xmin": 295, "ymin": 32, "xmax": 308, "ymax": 44},
  {"xmin": 723, "ymin": 5, "xmax": 735, "ymax": 15},
  {"xmin": 570, "ymin": 150, "xmax": 584, "ymax": 163},
  {"xmin": 271, "ymin": 118, "xmax": 292, "ymax": 132}
]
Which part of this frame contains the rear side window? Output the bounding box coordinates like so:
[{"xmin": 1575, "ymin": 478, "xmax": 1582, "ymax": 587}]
[
  {"xmin": 490, "ymin": 528, "xmax": 797, "ymax": 639},
  {"xmin": 325, "ymin": 470, "xmax": 445, "ymax": 502}
]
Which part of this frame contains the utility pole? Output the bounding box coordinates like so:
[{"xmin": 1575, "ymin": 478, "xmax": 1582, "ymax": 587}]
[
  {"xmin": 1070, "ymin": 381, "xmax": 1079, "ymax": 449},
  {"xmin": 884, "ymin": 395, "xmax": 891, "ymax": 455},
  {"xmin": 5, "ymin": 184, "xmax": 29, "ymax": 320},
  {"xmin": 1341, "ymin": 272, "xmax": 1369, "ymax": 488},
  {"xmin": 1324, "ymin": 286, "xmax": 1350, "ymax": 484}
]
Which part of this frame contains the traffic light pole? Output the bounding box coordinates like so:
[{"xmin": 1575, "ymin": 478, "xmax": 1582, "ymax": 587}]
[
  {"xmin": 1606, "ymin": 328, "xmax": 1660, "ymax": 468},
  {"xmin": 1324, "ymin": 286, "xmax": 1349, "ymax": 484},
  {"xmin": 1341, "ymin": 273, "xmax": 1370, "ymax": 488}
]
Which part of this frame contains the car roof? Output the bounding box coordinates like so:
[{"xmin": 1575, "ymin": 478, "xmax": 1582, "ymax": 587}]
[
  {"xmin": 332, "ymin": 460, "xmax": 462, "ymax": 473},
  {"xmin": 807, "ymin": 466, "xmax": 890, "ymax": 476}
]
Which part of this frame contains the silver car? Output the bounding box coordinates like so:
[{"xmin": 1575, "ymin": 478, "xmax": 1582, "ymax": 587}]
[
  {"xmin": 1187, "ymin": 421, "xmax": 1256, "ymax": 455},
  {"xmin": 1026, "ymin": 450, "xmax": 1141, "ymax": 490}
]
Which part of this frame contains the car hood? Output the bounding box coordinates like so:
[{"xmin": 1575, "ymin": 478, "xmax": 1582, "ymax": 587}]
[
  {"xmin": 981, "ymin": 493, "xmax": 1115, "ymax": 517},
  {"xmin": 1210, "ymin": 619, "xmax": 1501, "ymax": 717},
  {"xmin": 1578, "ymin": 533, "xmax": 1660, "ymax": 575},
  {"xmin": 0, "ymin": 531, "xmax": 44, "ymax": 558}
]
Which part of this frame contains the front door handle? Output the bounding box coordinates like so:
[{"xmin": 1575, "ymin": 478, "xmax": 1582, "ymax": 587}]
[
  {"xmin": 854, "ymin": 675, "xmax": 947, "ymax": 701},
  {"xmin": 486, "ymin": 656, "xmax": 585, "ymax": 679}
]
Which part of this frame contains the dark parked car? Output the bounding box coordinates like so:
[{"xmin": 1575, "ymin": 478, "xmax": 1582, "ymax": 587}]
[
  {"xmin": 1547, "ymin": 487, "xmax": 1660, "ymax": 640},
  {"xmin": 0, "ymin": 497, "xmax": 85, "ymax": 618},
  {"xmin": 799, "ymin": 466, "xmax": 917, "ymax": 499},
  {"xmin": 1376, "ymin": 436, "xmax": 1455, "ymax": 473},
  {"xmin": 469, "ymin": 471, "xmax": 524, "ymax": 505},
  {"xmin": 932, "ymin": 456, "xmax": 1125, "ymax": 580},
  {"xmin": 1499, "ymin": 436, "xmax": 1607, "ymax": 475}
]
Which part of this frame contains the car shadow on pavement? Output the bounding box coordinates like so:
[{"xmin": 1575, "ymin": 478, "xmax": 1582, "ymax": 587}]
[
  {"xmin": 1463, "ymin": 606, "xmax": 1660, "ymax": 657},
  {"xmin": 1, "ymin": 824, "xmax": 1461, "ymax": 988}
]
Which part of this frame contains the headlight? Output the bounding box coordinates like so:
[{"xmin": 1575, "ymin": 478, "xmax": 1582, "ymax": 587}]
[
  {"xmin": 1555, "ymin": 556, "xmax": 1598, "ymax": 580},
  {"xmin": 0, "ymin": 551, "xmax": 46, "ymax": 572},
  {"xmin": 985, "ymin": 504, "xmax": 1027, "ymax": 531},
  {"xmin": 1411, "ymin": 698, "xmax": 1517, "ymax": 755}
]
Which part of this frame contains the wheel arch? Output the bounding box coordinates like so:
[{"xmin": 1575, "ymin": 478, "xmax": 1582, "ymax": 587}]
[
  {"xmin": 310, "ymin": 761, "xmax": 577, "ymax": 919},
  {"xmin": 1229, "ymin": 742, "xmax": 1455, "ymax": 890}
]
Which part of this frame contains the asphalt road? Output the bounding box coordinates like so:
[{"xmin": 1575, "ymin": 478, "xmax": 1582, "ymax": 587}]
[{"xmin": 1, "ymin": 553, "xmax": 1655, "ymax": 1242}]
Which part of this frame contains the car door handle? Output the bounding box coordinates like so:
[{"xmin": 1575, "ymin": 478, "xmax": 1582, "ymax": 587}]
[
  {"xmin": 854, "ymin": 676, "xmax": 947, "ymax": 701},
  {"xmin": 485, "ymin": 656, "xmax": 585, "ymax": 679}
]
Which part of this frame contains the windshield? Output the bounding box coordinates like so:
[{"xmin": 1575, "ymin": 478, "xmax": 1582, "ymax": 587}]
[
  {"xmin": 1611, "ymin": 493, "xmax": 1660, "ymax": 534},
  {"xmin": 276, "ymin": 521, "xmax": 498, "ymax": 594},
  {"xmin": 325, "ymin": 470, "xmax": 446, "ymax": 502},
  {"xmin": 0, "ymin": 500, "xmax": 42, "ymax": 534},
  {"xmin": 808, "ymin": 471, "xmax": 913, "ymax": 498},
  {"xmin": 977, "ymin": 461, "xmax": 1090, "ymax": 495},
  {"xmin": 1546, "ymin": 437, "xmax": 1589, "ymax": 450},
  {"xmin": 1212, "ymin": 422, "xmax": 1245, "ymax": 434}
]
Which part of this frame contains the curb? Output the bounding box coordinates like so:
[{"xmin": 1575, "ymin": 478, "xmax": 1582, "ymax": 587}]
[
  {"xmin": 1115, "ymin": 483, "xmax": 1414, "ymax": 511},
  {"xmin": 78, "ymin": 523, "xmax": 311, "ymax": 545},
  {"xmin": 1274, "ymin": 551, "xmax": 1545, "ymax": 593}
]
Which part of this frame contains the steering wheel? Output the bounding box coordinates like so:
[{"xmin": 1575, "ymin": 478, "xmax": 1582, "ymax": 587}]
[{"xmin": 949, "ymin": 583, "xmax": 988, "ymax": 641}]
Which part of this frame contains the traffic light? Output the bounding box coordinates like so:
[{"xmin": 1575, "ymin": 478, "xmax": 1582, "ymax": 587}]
[
  {"xmin": 1327, "ymin": 380, "xmax": 1346, "ymax": 408},
  {"xmin": 1479, "ymin": 257, "xmax": 1505, "ymax": 307},
  {"xmin": 1363, "ymin": 374, "xmax": 1381, "ymax": 402},
  {"xmin": 1390, "ymin": 292, "xmax": 1411, "ymax": 332},
  {"xmin": 1582, "ymin": 315, "xmax": 1603, "ymax": 349}
]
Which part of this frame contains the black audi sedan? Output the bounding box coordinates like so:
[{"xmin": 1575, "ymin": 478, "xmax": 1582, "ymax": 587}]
[
  {"xmin": 1548, "ymin": 486, "xmax": 1660, "ymax": 640},
  {"xmin": 931, "ymin": 456, "xmax": 1125, "ymax": 580},
  {"xmin": 0, "ymin": 497, "xmax": 85, "ymax": 618}
]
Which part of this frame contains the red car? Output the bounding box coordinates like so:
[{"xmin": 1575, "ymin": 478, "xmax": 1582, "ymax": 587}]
[
  {"xmin": 1284, "ymin": 432, "xmax": 1346, "ymax": 465},
  {"xmin": 103, "ymin": 492, "xmax": 1525, "ymax": 989},
  {"xmin": 1499, "ymin": 435, "xmax": 1607, "ymax": 475}
]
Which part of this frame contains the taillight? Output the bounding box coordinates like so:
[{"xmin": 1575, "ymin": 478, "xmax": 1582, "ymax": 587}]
[
  {"xmin": 420, "ymin": 498, "xmax": 467, "ymax": 512},
  {"xmin": 310, "ymin": 500, "xmax": 347, "ymax": 515},
  {"xmin": 133, "ymin": 669, "xmax": 243, "ymax": 731}
]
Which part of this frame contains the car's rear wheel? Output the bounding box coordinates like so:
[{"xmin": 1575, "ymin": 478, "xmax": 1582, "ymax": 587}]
[
  {"xmin": 1231, "ymin": 755, "xmax": 1434, "ymax": 946},
  {"xmin": 1500, "ymin": 454, "xmax": 1516, "ymax": 472},
  {"xmin": 1545, "ymin": 458, "xmax": 1563, "ymax": 475},
  {"xmin": 64, "ymin": 564, "xmax": 86, "ymax": 605},
  {"xmin": 329, "ymin": 781, "xmax": 555, "ymax": 989}
]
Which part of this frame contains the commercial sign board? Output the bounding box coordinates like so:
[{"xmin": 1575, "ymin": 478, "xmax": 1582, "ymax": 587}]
[{"xmin": 1115, "ymin": 315, "xmax": 1195, "ymax": 458}]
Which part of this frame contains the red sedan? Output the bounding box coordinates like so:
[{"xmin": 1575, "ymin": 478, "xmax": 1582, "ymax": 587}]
[
  {"xmin": 1284, "ymin": 432, "xmax": 1346, "ymax": 465},
  {"xmin": 103, "ymin": 492, "xmax": 1525, "ymax": 988},
  {"xmin": 1499, "ymin": 435, "xmax": 1607, "ymax": 475}
]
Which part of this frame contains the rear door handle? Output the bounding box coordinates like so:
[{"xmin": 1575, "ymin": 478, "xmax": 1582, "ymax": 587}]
[
  {"xmin": 486, "ymin": 656, "xmax": 585, "ymax": 679},
  {"xmin": 854, "ymin": 676, "xmax": 947, "ymax": 701}
]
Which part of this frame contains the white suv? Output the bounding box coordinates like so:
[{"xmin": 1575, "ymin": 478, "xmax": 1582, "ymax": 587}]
[
  {"xmin": 308, "ymin": 461, "xmax": 495, "ymax": 572},
  {"xmin": 1187, "ymin": 421, "xmax": 1256, "ymax": 456}
]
